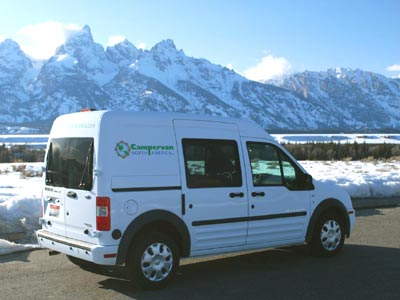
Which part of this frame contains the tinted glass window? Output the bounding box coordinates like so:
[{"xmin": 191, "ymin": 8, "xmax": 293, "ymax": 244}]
[
  {"xmin": 45, "ymin": 138, "xmax": 94, "ymax": 190},
  {"xmin": 247, "ymin": 142, "xmax": 283, "ymax": 186},
  {"xmin": 182, "ymin": 139, "xmax": 242, "ymax": 188},
  {"xmin": 281, "ymin": 152, "xmax": 297, "ymax": 188}
]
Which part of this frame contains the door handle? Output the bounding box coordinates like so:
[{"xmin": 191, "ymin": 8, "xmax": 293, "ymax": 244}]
[
  {"xmin": 251, "ymin": 191, "xmax": 265, "ymax": 197},
  {"xmin": 229, "ymin": 192, "xmax": 244, "ymax": 198},
  {"xmin": 67, "ymin": 191, "xmax": 77, "ymax": 198}
]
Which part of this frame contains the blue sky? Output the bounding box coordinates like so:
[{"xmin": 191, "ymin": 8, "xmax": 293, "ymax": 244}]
[{"xmin": 0, "ymin": 0, "xmax": 399, "ymax": 79}]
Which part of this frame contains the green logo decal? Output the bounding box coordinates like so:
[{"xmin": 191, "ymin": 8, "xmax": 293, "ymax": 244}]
[
  {"xmin": 131, "ymin": 144, "xmax": 174, "ymax": 156},
  {"xmin": 115, "ymin": 140, "xmax": 130, "ymax": 158},
  {"xmin": 115, "ymin": 141, "xmax": 174, "ymax": 158}
]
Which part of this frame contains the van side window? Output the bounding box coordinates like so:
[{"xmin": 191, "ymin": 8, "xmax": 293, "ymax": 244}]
[
  {"xmin": 280, "ymin": 151, "xmax": 297, "ymax": 188},
  {"xmin": 247, "ymin": 142, "xmax": 298, "ymax": 188},
  {"xmin": 182, "ymin": 139, "xmax": 242, "ymax": 188}
]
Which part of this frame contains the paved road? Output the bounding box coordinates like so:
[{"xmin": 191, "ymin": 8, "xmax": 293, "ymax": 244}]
[{"xmin": 1, "ymin": 206, "xmax": 399, "ymax": 300}]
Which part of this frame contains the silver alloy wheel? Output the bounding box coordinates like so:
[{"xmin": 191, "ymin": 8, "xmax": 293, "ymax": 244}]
[
  {"xmin": 141, "ymin": 242, "xmax": 173, "ymax": 282},
  {"xmin": 320, "ymin": 219, "xmax": 342, "ymax": 251}
]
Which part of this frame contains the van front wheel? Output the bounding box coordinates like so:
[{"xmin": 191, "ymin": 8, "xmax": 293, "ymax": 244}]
[
  {"xmin": 309, "ymin": 213, "xmax": 345, "ymax": 257},
  {"xmin": 126, "ymin": 232, "xmax": 179, "ymax": 289}
]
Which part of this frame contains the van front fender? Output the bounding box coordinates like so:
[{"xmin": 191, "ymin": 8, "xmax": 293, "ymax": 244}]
[{"xmin": 306, "ymin": 198, "xmax": 351, "ymax": 242}]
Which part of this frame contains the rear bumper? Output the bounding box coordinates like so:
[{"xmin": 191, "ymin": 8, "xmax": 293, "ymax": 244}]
[{"xmin": 36, "ymin": 230, "xmax": 118, "ymax": 265}]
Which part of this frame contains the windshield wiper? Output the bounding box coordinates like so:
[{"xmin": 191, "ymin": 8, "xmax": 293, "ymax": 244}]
[{"xmin": 79, "ymin": 141, "xmax": 94, "ymax": 189}]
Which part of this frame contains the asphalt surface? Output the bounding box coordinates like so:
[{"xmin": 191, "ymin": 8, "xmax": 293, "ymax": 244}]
[{"xmin": 1, "ymin": 206, "xmax": 400, "ymax": 300}]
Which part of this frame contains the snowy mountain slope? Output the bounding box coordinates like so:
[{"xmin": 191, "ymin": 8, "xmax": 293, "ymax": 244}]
[
  {"xmin": 0, "ymin": 25, "xmax": 399, "ymax": 133},
  {"xmin": 274, "ymin": 68, "xmax": 400, "ymax": 130},
  {"xmin": 0, "ymin": 39, "xmax": 37, "ymax": 123}
]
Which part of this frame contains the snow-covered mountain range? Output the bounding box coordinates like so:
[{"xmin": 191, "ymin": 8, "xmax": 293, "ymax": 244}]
[{"xmin": 0, "ymin": 25, "xmax": 399, "ymax": 133}]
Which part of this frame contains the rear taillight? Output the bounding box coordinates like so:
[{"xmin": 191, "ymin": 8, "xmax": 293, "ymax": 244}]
[
  {"xmin": 96, "ymin": 197, "xmax": 111, "ymax": 231},
  {"xmin": 80, "ymin": 108, "xmax": 97, "ymax": 112}
]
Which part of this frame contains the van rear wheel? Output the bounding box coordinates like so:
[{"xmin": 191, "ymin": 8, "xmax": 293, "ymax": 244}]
[{"xmin": 126, "ymin": 232, "xmax": 179, "ymax": 289}]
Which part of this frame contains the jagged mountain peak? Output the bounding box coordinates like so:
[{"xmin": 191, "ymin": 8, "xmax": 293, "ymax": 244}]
[
  {"xmin": 117, "ymin": 38, "xmax": 136, "ymax": 48},
  {"xmin": 285, "ymin": 68, "xmax": 388, "ymax": 87},
  {"xmin": 45, "ymin": 25, "xmax": 119, "ymax": 86},
  {"xmin": 106, "ymin": 39, "xmax": 140, "ymax": 66},
  {"xmin": 325, "ymin": 67, "xmax": 365, "ymax": 78},
  {"xmin": 65, "ymin": 24, "xmax": 94, "ymax": 45},
  {"xmin": 134, "ymin": 39, "xmax": 188, "ymax": 77},
  {"xmin": 0, "ymin": 38, "xmax": 33, "ymax": 79},
  {"xmin": 152, "ymin": 39, "xmax": 177, "ymax": 51},
  {"xmin": 0, "ymin": 38, "xmax": 30, "ymax": 63},
  {"xmin": 0, "ymin": 38, "xmax": 21, "ymax": 51},
  {"xmin": 150, "ymin": 39, "xmax": 184, "ymax": 59},
  {"xmin": 55, "ymin": 25, "xmax": 97, "ymax": 56}
]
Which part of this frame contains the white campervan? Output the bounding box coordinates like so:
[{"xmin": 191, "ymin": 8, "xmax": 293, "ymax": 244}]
[{"xmin": 37, "ymin": 110, "xmax": 355, "ymax": 289}]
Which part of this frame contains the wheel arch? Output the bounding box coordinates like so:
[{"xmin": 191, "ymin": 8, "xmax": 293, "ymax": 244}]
[
  {"xmin": 116, "ymin": 209, "xmax": 191, "ymax": 265},
  {"xmin": 306, "ymin": 198, "xmax": 351, "ymax": 243}
]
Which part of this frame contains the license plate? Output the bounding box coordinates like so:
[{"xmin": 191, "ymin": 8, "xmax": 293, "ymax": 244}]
[{"xmin": 49, "ymin": 205, "xmax": 60, "ymax": 217}]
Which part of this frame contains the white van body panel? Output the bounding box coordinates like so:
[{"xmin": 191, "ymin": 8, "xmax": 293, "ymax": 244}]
[
  {"xmin": 240, "ymin": 137, "xmax": 311, "ymax": 246},
  {"xmin": 37, "ymin": 110, "xmax": 355, "ymax": 267},
  {"xmin": 174, "ymin": 119, "xmax": 248, "ymax": 251},
  {"xmin": 311, "ymin": 180, "xmax": 356, "ymax": 232}
]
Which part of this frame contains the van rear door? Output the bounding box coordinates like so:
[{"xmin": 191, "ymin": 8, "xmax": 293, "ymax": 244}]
[{"xmin": 44, "ymin": 137, "xmax": 97, "ymax": 243}]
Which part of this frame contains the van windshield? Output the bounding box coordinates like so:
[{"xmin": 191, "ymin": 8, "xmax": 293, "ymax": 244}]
[{"xmin": 45, "ymin": 138, "xmax": 94, "ymax": 191}]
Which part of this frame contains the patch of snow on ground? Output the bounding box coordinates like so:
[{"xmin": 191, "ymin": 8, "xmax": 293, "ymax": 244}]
[
  {"xmin": 0, "ymin": 239, "xmax": 40, "ymax": 255},
  {"xmin": 300, "ymin": 160, "xmax": 400, "ymax": 198},
  {"xmin": 0, "ymin": 163, "xmax": 43, "ymax": 252}
]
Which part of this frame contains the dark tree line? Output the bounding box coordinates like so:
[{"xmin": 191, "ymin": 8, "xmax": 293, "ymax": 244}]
[
  {"xmin": 283, "ymin": 142, "xmax": 400, "ymax": 161},
  {"xmin": 0, "ymin": 144, "xmax": 45, "ymax": 163},
  {"xmin": 1, "ymin": 142, "xmax": 399, "ymax": 163}
]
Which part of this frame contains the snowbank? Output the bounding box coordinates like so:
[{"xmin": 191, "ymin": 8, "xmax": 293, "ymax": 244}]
[
  {"xmin": 301, "ymin": 160, "xmax": 400, "ymax": 198},
  {"xmin": 0, "ymin": 163, "xmax": 42, "ymax": 249},
  {"xmin": 0, "ymin": 239, "xmax": 40, "ymax": 255}
]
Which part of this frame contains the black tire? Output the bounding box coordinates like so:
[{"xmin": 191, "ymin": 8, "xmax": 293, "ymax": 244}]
[
  {"xmin": 309, "ymin": 212, "xmax": 345, "ymax": 257},
  {"xmin": 126, "ymin": 232, "xmax": 179, "ymax": 290}
]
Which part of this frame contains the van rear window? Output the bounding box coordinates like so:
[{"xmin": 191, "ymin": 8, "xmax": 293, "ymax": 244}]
[{"xmin": 45, "ymin": 138, "xmax": 94, "ymax": 190}]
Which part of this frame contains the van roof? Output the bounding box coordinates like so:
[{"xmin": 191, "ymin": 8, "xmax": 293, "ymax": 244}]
[{"xmin": 59, "ymin": 110, "xmax": 273, "ymax": 140}]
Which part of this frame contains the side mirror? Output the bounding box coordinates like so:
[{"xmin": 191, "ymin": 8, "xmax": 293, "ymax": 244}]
[{"xmin": 298, "ymin": 173, "xmax": 314, "ymax": 190}]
